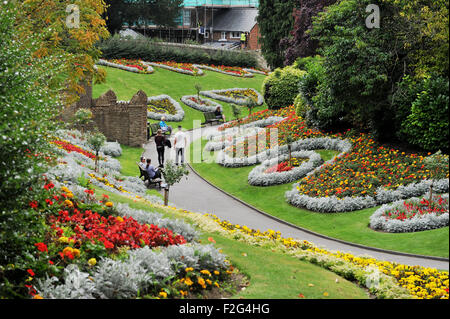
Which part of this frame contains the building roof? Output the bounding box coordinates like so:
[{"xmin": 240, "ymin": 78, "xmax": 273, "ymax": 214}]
[
  {"xmin": 207, "ymin": 8, "xmax": 258, "ymax": 32},
  {"xmin": 183, "ymin": 0, "xmax": 259, "ymax": 8}
]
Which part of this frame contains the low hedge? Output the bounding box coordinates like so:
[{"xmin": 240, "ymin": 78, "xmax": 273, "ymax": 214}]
[{"xmin": 97, "ymin": 35, "xmax": 259, "ymax": 69}]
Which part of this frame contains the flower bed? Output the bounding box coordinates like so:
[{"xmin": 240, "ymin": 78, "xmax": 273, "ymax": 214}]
[
  {"xmin": 243, "ymin": 67, "xmax": 270, "ymax": 76},
  {"xmin": 218, "ymin": 106, "xmax": 294, "ymax": 131},
  {"xmin": 204, "ymin": 117, "xmax": 284, "ymax": 152},
  {"xmin": 50, "ymin": 139, "xmax": 97, "ymax": 160},
  {"xmin": 286, "ymin": 133, "xmax": 450, "ymax": 213},
  {"xmin": 370, "ymin": 194, "xmax": 449, "ymax": 233},
  {"xmin": 200, "ymin": 88, "xmax": 264, "ymax": 106},
  {"xmin": 197, "ymin": 64, "xmax": 254, "ymax": 78},
  {"xmin": 217, "ymin": 137, "xmax": 352, "ymax": 169},
  {"xmin": 97, "ymin": 59, "xmax": 154, "ymax": 74},
  {"xmin": 222, "ymin": 114, "xmax": 324, "ymax": 158},
  {"xmin": 48, "ymin": 130, "xmax": 162, "ymax": 205},
  {"xmin": 144, "ymin": 61, "xmax": 203, "ymax": 76},
  {"xmin": 52, "ymin": 207, "xmax": 187, "ymax": 250},
  {"xmin": 181, "ymin": 95, "xmax": 222, "ymax": 113},
  {"xmin": 248, "ymin": 151, "xmax": 323, "ymax": 186},
  {"xmin": 28, "ymin": 184, "xmax": 232, "ymax": 299},
  {"xmin": 147, "ymin": 95, "xmax": 185, "ymax": 122},
  {"xmin": 169, "ymin": 206, "xmax": 448, "ymax": 299}
]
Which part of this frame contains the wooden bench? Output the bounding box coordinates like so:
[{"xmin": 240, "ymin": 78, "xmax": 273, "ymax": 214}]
[
  {"xmin": 138, "ymin": 164, "xmax": 162, "ymax": 189},
  {"xmin": 148, "ymin": 123, "xmax": 171, "ymax": 138},
  {"xmin": 202, "ymin": 112, "xmax": 224, "ymax": 126}
]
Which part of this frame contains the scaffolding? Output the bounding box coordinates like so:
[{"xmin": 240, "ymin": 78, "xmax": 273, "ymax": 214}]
[
  {"xmin": 131, "ymin": 0, "xmax": 259, "ymax": 44},
  {"xmin": 183, "ymin": 0, "xmax": 259, "ymax": 8}
]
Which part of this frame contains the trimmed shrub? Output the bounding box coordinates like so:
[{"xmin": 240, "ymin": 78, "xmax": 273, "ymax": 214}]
[
  {"xmin": 262, "ymin": 66, "xmax": 306, "ymax": 110},
  {"xmin": 400, "ymin": 75, "xmax": 449, "ymax": 152}
]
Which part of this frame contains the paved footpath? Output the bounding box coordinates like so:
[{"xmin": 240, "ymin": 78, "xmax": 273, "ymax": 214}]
[{"xmin": 143, "ymin": 127, "xmax": 449, "ymax": 270}]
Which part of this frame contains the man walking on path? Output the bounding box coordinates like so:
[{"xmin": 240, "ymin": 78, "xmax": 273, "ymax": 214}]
[
  {"xmin": 174, "ymin": 125, "xmax": 187, "ymax": 166},
  {"xmin": 154, "ymin": 129, "xmax": 167, "ymax": 168}
]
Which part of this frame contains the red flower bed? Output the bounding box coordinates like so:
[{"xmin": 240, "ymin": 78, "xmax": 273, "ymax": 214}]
[
  {"xmin": 209, "ymin": 64, "xmax": 249, "ymax": 76},
  {"xmin": 50, "ymin": 139, "xmax": 96, "ymax": 160},
  {"xmin": 265, "ymin": 162, "xmax": 293, "ymax": 174},
  {"xmin": 51, "ymin": 209, "xmax": 186, "ymax": 250},
  {"xmin": 383, "ymin": 196, "xmax": 449, "ymax": 221},
  {"xmin": 155, "ymin": 61, "xmax": 200, "ymax": 75},
  {"xmin": 110, "ymin": 59, "xmax": 151, "ymax": 73}
]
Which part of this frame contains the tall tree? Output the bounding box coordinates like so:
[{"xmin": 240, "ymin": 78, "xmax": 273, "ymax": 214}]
[
  {"xmin": 307, "ymin": 0, "xmax": 411, "ymax": 137},
  {"xmin": 381, "ymin": 0, "xmax": 449, "ymax": 78},
  {"xmin": 104, "ymin": 0, "xmax": 141, "ymax": 34},
  {"xmin": 257, "ymin": 0, "xmax": 296, "ymax": 69},
  {"xmin": 281, "ymin": 0, "xmax": 337, "ymax": 66},
  {"xmin": 18, "ymin": 0, "xmax": 110, "ymax": 105},
  {"xmin": 104, "ymin": 0, "xmax": 183, "ymax": 34}
]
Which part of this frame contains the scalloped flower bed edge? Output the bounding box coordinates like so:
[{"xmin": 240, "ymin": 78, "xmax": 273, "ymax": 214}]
[
  {"xmin": 181, "ymin": 95, "xmax": 222, "ymax": 113},
  {"xmin": 147, "ymin": 95, "xmax": 185, "ymax": 122},
  {"xmin": 369, "ymin": 194, "xmax": 449, "ymax": 233},
  {"xmin": 97, "ymin": 59, "xmax": 154, "ymax": 74},
  {"xmin": 143, "ymin": 61, "xmax": 204, "ymax": 76},
  {"xmin": 200, "ymin": 88, "xmax": 264, "ymax": 106}
]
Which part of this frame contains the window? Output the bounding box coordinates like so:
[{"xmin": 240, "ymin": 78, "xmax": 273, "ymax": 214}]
[
  {"xmin": 204, "ymin": 31, "xmax": 209, "ymax": 39},
  {"xmin": 221, "ymin": 32, "xmax": 227, "ymax": 40},
  {"xmin": 230, "ymin": 32, "xmax": 241, "ymax": 39},
  {"xmin": 183, "ymin": 10, "xmax": 191, "ymax": 27}
]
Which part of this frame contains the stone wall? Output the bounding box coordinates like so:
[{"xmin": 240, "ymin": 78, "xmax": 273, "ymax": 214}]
[
  {"xmin": 62, "ymin": 88, "xmax": 148, "ymax": 147},
  {"xmin": 90, "ymin": 90, "xmax": 148, "ymax": 147}
]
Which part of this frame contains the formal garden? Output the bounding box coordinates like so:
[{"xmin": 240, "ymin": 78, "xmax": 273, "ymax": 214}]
[{"xmin": 0, "ymin": 0, "xmax": 449, "ymax": 303}]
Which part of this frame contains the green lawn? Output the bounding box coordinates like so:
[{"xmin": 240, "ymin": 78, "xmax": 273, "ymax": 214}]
[
  {"xmin": 91, "ymin": 185, "xmax": 369, "ymax": 299},
  {"xmin": 190, "ymin": 139, "xmax": 449, "ymax": 258},
  {"xmin": 93, "ymin": 66, "xmax": 267, "ymax": 130}
]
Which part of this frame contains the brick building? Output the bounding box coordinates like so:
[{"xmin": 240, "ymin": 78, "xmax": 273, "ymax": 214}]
[
  {"xmin": 206, "ymin": 8, "xmax": 260, "ymax": 50},
  {"xmin": 126, "ymin": 0, "xmax": 261, "ymax": 50}
]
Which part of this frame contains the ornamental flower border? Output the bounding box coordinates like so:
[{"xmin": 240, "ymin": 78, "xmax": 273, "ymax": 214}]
[
  {"xmin": 181, "ymin": 95, "xmax": 222, "ymax": 113},
  {"xmin": 286, "ymin": 177, "xmax": 450, "ymax": 214},
  {"xmin": 248, "ymin": 150, "xmax": 323, "ymax": 186},
  {"xmin": 200, "ymin": 88, "xmax": 264, "ymax": 106},
  {"xmin": 147, "ymin": 95, "xmax": 185, "ymax": 122},
  {"xmin": 216, "ymin": 137, "xmax": 352, "ymax": 168},
  {"xmin": 196, "ymin": 65, "xmax": 254, "ymax": 78},
  {"xmin": 204, "ymin": 116, "xmax": 285, "ymax": 152},
  {"xmin": 143, "ymin": 61, "xmax": 204, "ymax": 76},
  {"xmin": 369, "ymin": 194, "xmax": 449, "ymax": 233},
  {"xmin": 242, "ymin": 68, "xmax": 269, "ymax": 76},
  {"xmin": 97, "ymin": 59, "xmax": 154, "ymax": 74}
]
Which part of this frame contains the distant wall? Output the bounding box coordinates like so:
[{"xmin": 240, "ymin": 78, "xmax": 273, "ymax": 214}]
[
  {"xmin": 91, "ymin": 90, "xmax": 148, "ymax": 147},
  {"xmin": 62, "ymin": 88, "xmax": 148, "ymax": 147}
]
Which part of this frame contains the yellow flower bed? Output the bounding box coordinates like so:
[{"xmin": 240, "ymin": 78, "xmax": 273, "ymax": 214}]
[
  {"xmin": 88, "ymin": 173, "xmax": 130, "ymax": 194},
  {"xmin": 121, "ymin": 192, "xmax": 449, "ymax": 299}
]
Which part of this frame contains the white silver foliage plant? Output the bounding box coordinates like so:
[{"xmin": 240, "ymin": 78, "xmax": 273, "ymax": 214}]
[
  {"xmin": 369, "ymin": 194, "xmax": 449, "ymax": 233},
  {"xmin": 248, "ymin": 150, "xmax": 323, "ymax": 186}
]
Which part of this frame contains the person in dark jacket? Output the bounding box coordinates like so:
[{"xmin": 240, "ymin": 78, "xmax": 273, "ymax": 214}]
[
  {"xmin": 154, "ymin": 129, "xmax": 166, "ymax": 167},
  {"xmin": 145, "ymin": 159, "xmax": 161, "ymax": 179}
]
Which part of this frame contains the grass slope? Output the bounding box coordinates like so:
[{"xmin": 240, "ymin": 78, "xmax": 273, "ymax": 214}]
[
  {"xmin": 190, "ymin": 139, "xmax": 449, "ymax": 258},
  {"xmin": 93, "ymin": 66, "xmax": 267, "ymax": 130}
]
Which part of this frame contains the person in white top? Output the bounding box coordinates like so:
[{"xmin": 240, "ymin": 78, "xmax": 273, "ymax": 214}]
[
  {"xmin": 138, "ymin": 157, "xmax": 146, "ymax": 170},
  {"xmin": 174, "ymin": 126, "xmax": 187, "ymax": 165}
]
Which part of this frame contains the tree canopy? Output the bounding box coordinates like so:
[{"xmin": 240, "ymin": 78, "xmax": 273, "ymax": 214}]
[
  {"xmin": 104, "ymin": 0, "xmax": 184, "ymax": 34},
  {"xmin": 257, "ymin": 0, "xmax": 296, "ymax": 69}
]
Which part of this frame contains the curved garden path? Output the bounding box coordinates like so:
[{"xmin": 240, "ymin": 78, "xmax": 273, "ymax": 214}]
[{"xmin": 143, "ymin": 127, "xmax": 449, "ymax": 270}]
